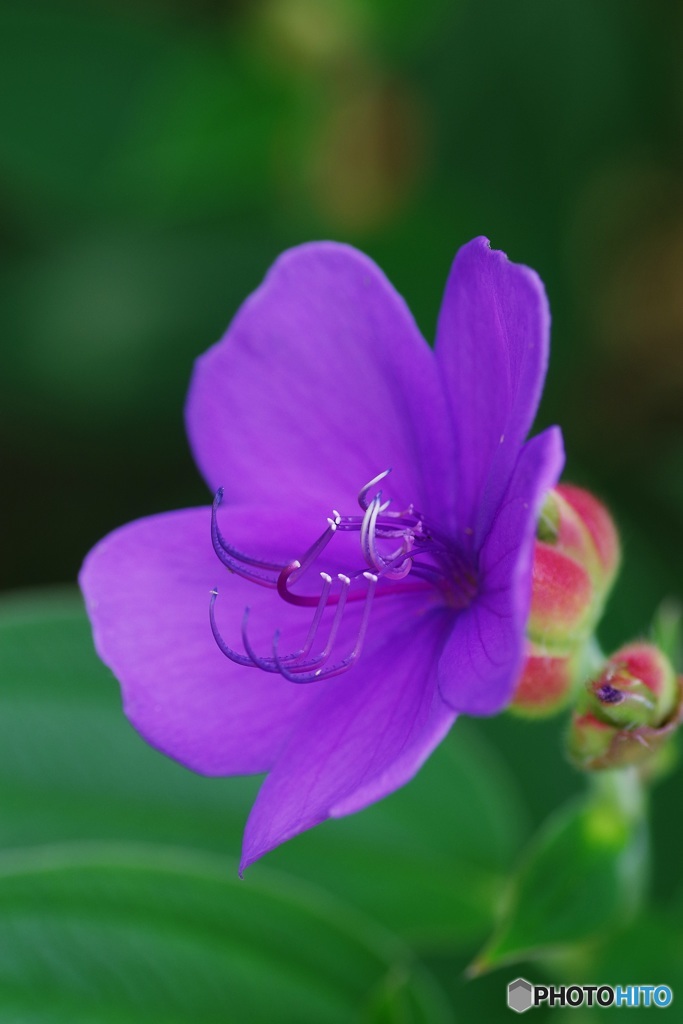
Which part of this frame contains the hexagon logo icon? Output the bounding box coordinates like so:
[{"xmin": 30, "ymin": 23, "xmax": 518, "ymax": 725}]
[{"xmin": 508, "ymin": 978, "xmax": 533, "ymax": 1013}]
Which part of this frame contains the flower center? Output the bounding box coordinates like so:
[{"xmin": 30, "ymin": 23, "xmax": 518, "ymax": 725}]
[{"xmin": 209, "ymin": 470, "xmax": 477, "ymax": 683}]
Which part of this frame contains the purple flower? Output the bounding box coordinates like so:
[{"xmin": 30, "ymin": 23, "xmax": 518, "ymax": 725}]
[{"xmin": 80, "ymin": 237, "xmax": 563, "ymax": 871}]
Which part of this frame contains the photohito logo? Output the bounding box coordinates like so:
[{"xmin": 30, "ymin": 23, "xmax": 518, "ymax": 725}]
[{"xmin": 507, "ymin": 978, "xmax": 673, "ymax": 1012}]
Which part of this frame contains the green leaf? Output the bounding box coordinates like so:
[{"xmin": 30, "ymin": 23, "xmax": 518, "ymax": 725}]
[
  {"xmin": 581, "ymin": 910, "xmax": 683, "ymax": 992},
  {"xmin": 0, "ymin": 589, "xmax": 528, "ymax": 948},
  {"xmin": 471, "ymin": 773, "xmax": 649, "ymax": 973},
  {"xmin": 0, "ymin": 844, "xmax": 451, "ymax": 1023}
]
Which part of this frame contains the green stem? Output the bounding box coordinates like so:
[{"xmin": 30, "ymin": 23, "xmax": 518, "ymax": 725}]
[
  {"xmin": 590, "ymin": 766, "xmax": 647, "ymax": 825},
  {"xmin": 588, "ymin": 767, "xmax": 649, "ymax": 921},
  {"xmin": 582, "ymin": 635, "xmax": 606, "ymax": 680}
]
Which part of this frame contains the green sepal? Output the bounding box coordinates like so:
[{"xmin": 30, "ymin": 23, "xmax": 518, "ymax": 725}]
[{"xmin": 536, "ymin": 492, "xmax": 560, "ymax": 544}]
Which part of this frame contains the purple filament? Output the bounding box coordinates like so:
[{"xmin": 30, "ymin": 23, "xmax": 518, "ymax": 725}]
[{"xmin": 210, "ymin": 470, "xmax": 477, "ymax": 682}]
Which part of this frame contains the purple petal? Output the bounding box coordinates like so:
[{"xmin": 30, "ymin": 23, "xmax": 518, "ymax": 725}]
[
  {"xmin": 186, "ymin": 243, "xmax": 454, "ymax": 527},
  {"xmin": 437, "ymin": 426, "xmax": 564, "ymax": 715},
  {"xmin": 240, "ymin": 599, "xmax": 456, "ymax": 870},
  {"xmin": 79, "ymin": 506, "xmax": 332, "ymax": 776},
  {"xmin": 435, "ymin": 237, "xmax": 551, "ymax": 546}
]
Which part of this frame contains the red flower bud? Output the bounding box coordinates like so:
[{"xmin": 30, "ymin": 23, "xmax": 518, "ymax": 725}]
[
  {"xmin": 528, "ymin": 545, "xmax": 594, "ymax": 646},
  {"xmin": 510, "ymin": 641, "xmax": 580, "ymax": 717},
  {"xmin": 556, "ymin": 484, "xmax": 620, "ymax": 591},
  {"xmin": 567, "ymin": 644, "xmax": 682, "ymax": 771},
  {"xmin": 527, "ymin": 486, "xmax": 620, "ymax": 649},
  {"xmin": 513, "ymin": 485, "xmax": 620, "ymax": 717},
  {"xmin": 589, "ymin": 642, "xmax": 678, "ymax": 730}
]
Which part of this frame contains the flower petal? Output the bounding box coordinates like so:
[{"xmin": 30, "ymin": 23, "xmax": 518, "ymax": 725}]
[
  {"xmin": 186, "ymin": 243, "xmax": 454, "ymax": 526},
  {"xmin": 79, "ymin": 506, "xmax": 334, "ymax": 776},
  {"xmin": 240, "ymin": 599, "xmax": 456, "ymax": 870},
  {"xmin": 437, "ymin": 426, "xmax": 564, "ymax": 715},
  {"xmin": 435, "ymin": 237, "xmax": 551, "ymax": 545}
]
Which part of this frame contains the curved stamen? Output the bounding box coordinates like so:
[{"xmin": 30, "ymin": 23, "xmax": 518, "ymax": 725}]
[
  {"xmin": 273, "ymin": 572, "xmax": 378, "ymax": 683},
  {"xmin": 359, "ymin": 495, "xmax": 378, "ymax": 565},
  {"xmin": 211, "ymin": 473, "xmax": 447, "ymax": 598},
  {"xmin": 288, "ymin": 571, "xmax": 333, "ymax": 662},
  {"xmin": 291, "ymin": 514, "xmax": 342, "ymax": 578},
  {"xmin": 210, "ymin": 568, "xmax": 402, "ymax": 681},
  {"xmin": 211, "ymin": 547, "xmax": 279, "ymax": 588},
  {"xmin": 276, "ymin": 562, "xmax": 320, "ymax": 608},
  {"xmin": 358, "ymin": 469, "xmax": 392, "ymax": 512},
  {"xmin": 275, "ymin": 515, "xmax": 343, "ymax": 607},
  {"xmin": 241, "ymin": 574, "xmax": 351, "ymax": 677},
  {"xmin": 209, "ymin": 588, "xmax": 254, "ymax": 667},
  {"xmin": 241, "ymin": 573, "xmax": 333, "ymax": 672},
  {"xmin": 211, "ymin": 490, "xmax": 284, "ymax": 587},
  {"xmin": 360, "ymin": 494, "xmax": 413, "ymax": 580},
  {"xmin": 212, "ymin": 489, "xmax": 288, "ymax": 572},
  {"xmin": 312, "ymin": 573, "xmax": 350, "ymax": 665},
  {"xmin": 210, "ymin": 469, "xmax": 478, "ymax": 683}
]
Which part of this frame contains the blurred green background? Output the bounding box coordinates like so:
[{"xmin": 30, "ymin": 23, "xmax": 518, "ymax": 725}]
[{"xmin": 2, "ymin": 0, "xmax": 683, "ymax": 1019}]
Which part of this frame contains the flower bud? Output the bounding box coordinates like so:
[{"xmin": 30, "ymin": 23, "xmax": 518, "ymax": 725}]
[
  {"xmin": 527, "ymin": 486, "xmax": 620, "ymax": 649},
  {"xmin": 567, "ymin": 712, "xmax": 617, "ymax": 769},
  {"xmin": 527, "ymin": 544, "xmax": 594, "ymax": 647},
  {"xmin": 512, "ymin": 485, "xmax": 620, "ymax": 717},
  {"xmin": 554, "ymin": 484, "xmax": 620, "ymax": 595},
  {"xmin": 567, "ymin": 644, "xmax": 682, "ymax": 771},
  {"xmin": 510, "ymin": 641, "xmax": 581, "ymax": 717},
  {"xmin": 589, "ymin": 643, "xmax": 678, "ymax": 729},
  {"xmin": 567, "ymin": 711, "xmax": 681, "ymax": 772}
]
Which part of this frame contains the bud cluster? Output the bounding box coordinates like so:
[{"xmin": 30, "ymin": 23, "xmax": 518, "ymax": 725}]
[
  {"xmin": 512, "ymin": 484, "xmax": 620, "ymax": 717},
  {"xmin": 508, "ymin": 477, "xmax": 682, "ymax": 774}
]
